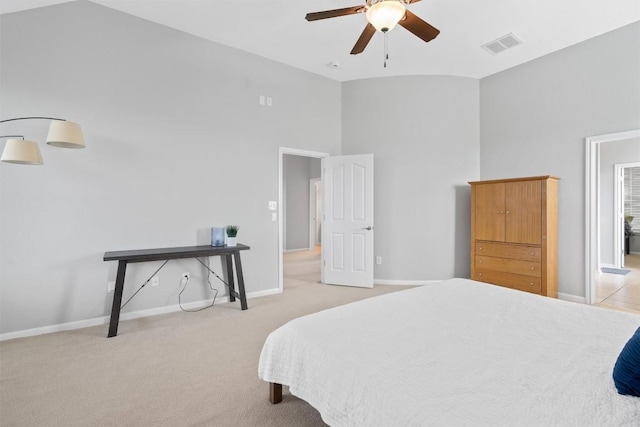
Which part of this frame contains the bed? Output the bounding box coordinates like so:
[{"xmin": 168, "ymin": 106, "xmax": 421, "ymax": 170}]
[{"xmin": 258, "ymin": 278, "xmax": 640, "ymax": 426}]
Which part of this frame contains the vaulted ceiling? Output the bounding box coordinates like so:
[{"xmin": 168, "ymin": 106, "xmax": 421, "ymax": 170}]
[{"xmin": 2, "ymin": 0, "xmax": 639, "ymax": 81}]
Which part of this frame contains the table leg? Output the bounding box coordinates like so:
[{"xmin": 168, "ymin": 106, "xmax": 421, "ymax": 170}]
[
  {"xmin": 108, "ymin": 260, "xmax": 127, "ymax": 338},
  {"xmin": 234, "ymin": 251, "xmax": 248, "ymax": 310},
  {"xmin": 224, "ymin": 254, "xmax": 236, "ymax": 302}
]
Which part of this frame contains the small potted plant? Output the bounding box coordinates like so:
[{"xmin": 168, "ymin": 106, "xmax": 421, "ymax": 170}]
[
  {"xmin": 226, "ymin": 225, "xmax": 239, "ymax": 247},
  {"xmin": 625, "ymin": 216, "xmax": 634, "ymax": 237}
]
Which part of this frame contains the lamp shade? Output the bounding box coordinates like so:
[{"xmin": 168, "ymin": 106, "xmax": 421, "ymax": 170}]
[
  {"xmin": 366, "ymin": 0, "xmax": 406, "ymax": 32},
  {"xmin": 1, "ymin": 139, "xmax": 44, "ymax": 165},
  {"xmin": 46, "ymin": 120, "xmax": 85, "ymax": 148}
]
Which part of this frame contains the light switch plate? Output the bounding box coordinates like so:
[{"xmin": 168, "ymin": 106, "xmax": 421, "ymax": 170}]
[{"xmin": 268, "ymin": 201, "xmax": 277, "ymax": 211}]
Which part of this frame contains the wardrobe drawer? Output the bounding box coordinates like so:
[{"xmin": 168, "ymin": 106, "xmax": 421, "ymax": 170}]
[
  {"xmin": 475, "ymin": 241, "xmax": 541, "ymax": 262},
  {"xmin": 475, "ymin": 255, "xmax": 541, "ymax": 278},
  {"xmin": 472, "ymin": 269, "xmax": 542, "ymax": 295}
]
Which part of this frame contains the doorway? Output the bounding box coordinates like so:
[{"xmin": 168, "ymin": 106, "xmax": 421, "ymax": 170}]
[
  {"xmin": 309, "ymin": 178, "xmax": 322, "ymax": 250},
  {"xmin": 585, "ymin": 129, "xmax": 640, "ymax": 306},
  {"xmin": 596, "ymin": 162, "xmax": 640, "ymax": 312},
  {"xmin": 613, "ymin": 163, "xmax": 640, "ymax": 269},
  {"xmin": 278, "ymin": 148, "xmax": 328, "ymax": 292}
]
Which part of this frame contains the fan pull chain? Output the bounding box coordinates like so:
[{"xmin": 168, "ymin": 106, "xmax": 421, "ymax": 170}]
[{"xmin": 384, "ymin": 31, "xmax": 389, "ymax": 68}]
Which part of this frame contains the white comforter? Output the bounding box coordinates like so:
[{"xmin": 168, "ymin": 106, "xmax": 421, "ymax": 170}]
[{"xmin": 258, "ymin": 278, "xmax": 640, "ymax": 426}]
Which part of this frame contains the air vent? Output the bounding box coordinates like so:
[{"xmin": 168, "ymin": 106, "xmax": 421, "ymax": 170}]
[{"xmin": 482, "ymin": 33, "xmax": 523, "ymax": 55}]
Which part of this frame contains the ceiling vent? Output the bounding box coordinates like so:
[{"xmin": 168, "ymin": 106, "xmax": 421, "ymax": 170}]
[{"xmin": 482, "ymin": 33, "xmax": 523, "ymax": 55}]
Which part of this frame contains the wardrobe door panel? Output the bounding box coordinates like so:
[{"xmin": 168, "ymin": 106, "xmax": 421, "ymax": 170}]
[
  {"xmin": 475, "ymin": 183, "xmax": 505, "ymax": 242},
  {"xmin": 505, "ymin": 180, "xmax": 542, "ymax": 244}
]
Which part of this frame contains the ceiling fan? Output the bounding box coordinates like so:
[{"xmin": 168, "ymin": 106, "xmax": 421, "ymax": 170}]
[{"xmin": 305, "ymin": 0, "xmax": 440, "ymax": 56}]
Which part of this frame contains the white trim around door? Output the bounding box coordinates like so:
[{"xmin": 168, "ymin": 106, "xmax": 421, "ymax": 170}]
[{"xmin": 309, "ymin": 178, "xmax": 321, "ymax": 250}]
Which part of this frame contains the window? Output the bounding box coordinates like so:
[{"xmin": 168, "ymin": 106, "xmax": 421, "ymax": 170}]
[{"xmin": 624, "ymin": 167, "xmax": 640, "ymax": 233}]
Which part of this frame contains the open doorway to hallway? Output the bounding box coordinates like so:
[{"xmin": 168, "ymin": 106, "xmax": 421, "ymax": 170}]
[
  {"xmin": 282, "ymin": 152, "xmax": 322, "ymax": 287},
  {"xmin": 596, "ymin": 164, "xmax": 640, "ymax": 313},
  {"xmin": 586, "ymin": 129, "xmax": 640, "ymax": 307}
]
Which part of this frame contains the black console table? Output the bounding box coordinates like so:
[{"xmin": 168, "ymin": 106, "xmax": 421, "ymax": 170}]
[{"xmin": 103, "ymin": 244, "xmax": 250, "ymax": 338}]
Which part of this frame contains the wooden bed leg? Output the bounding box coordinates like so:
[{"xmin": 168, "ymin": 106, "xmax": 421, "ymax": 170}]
[{"xmin": 269, "ymin": 382, "xmax": 282, "ymax": 404}]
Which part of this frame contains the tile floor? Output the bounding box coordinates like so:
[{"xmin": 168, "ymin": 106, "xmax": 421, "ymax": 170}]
[{"xmin": 595, "ymin": 254, "xmax": 640, "ymax": 313}]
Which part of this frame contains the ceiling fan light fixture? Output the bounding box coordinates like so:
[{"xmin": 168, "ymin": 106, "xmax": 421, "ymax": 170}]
[{"xmin": 366, "ymin": 0, "xmax": 406, "ymax": 33}]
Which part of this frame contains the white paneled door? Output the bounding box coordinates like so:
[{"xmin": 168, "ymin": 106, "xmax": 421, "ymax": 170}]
[{"xmin": 322, "ymin": 154, "xmax": 374, "ymax": 287}]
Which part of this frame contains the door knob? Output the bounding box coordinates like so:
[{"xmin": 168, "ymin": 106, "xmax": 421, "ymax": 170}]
[{"xmin": 361, "ymin": 226, "xmax": 373, "ymax": 230}]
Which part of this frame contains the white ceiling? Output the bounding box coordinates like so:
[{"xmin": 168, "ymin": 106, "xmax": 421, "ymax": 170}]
[{"xmin": 1, "ymin": 0, "xmax": 639, "ymax": 81}]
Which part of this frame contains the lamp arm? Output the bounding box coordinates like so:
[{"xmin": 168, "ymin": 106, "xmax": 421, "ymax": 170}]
[
  {"xmin": 0, "ymin": 135, "xmax": 25, "ymax": 139},
  {"xmin": 0, "ymin": 117, "xmax": 66, "ymax": 124}
]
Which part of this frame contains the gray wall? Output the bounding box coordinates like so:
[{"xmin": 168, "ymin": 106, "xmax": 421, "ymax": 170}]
[
  {"xmin": 0, "ymin": 2, "xmax": 341, "ymax": 334},
  {"xmin": 283, "ymin": 155, "xmax": 321, "ymax": 250},
  {"xmin": 480, "ymin": 22, "xmax": 640, "ymax": 297},
  {"xmin": 599, "ymin": 138, "xmax": 640, "ymax": 265},
  {"xmin": 2, "ymin": 3, "xmax": 638, "ymax": 336},
  {"xmin": 342, "ymin": 76, "xmax": 480, "ymax": 281}
]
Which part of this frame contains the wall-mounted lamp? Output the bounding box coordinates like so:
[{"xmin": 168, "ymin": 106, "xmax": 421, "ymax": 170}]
[{"xmin": 0, "ymin": 117, "xmax": 85, "ymax": 165}]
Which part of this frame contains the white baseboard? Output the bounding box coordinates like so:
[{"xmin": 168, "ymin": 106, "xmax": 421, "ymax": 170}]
[
  {"xmin": 246, "ymin": 288, "xmax": 282, "ymax": 298},
  {"xmin": 557, "ymin": 293, "xmax": 586, "ymax": 304},
  {"xmin": 374, "ymin": 279, "xmax": 444, "ymax": 286},
  {"xmin": 0, "ymin": 288, "xmax": 283, "ymax": 342}
]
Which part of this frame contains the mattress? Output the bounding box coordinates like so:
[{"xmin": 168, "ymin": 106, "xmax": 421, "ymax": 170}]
[{"xmin": 258, "ymin": 278, "xmax": 640, "ymax": 426}]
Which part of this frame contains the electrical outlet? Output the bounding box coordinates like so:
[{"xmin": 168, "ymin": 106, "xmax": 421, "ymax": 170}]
[
  {"xmin": 376, "ymin": 256, "xmax": 382, "ymax": 265},
  {"xmin": 107, "ymin": 281, "xmax": 115, "ymax": 292},
  {"xmin": 151, "ymin": 277, "xmax": 160, "ymax": 287},
  {"xmin": 182, "ymin": 272, "xmax": 190, "ymax": 284}
]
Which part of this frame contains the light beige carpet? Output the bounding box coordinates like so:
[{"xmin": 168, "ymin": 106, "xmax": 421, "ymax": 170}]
[{"xmin": 0, "ymin": 249, "xmax": 412, "ymax": 426}]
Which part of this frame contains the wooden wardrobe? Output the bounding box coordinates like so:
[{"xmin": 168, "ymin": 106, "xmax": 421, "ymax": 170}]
[{"xmin": 469, "ymin": 176, "xmax": 559, "ymax": 297}]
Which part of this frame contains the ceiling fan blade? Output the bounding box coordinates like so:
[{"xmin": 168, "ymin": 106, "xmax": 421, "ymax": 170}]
[
  {"xmin": 398, "ymin": 10, "xmax": 440, "ymax": 43},
  {"xmin": 351, "ymin": 23, "xmax": 376, "ymax": 55},
  {"xmin": 305, "ymin": 6, "xmax": 365, "ymax": 22}
]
